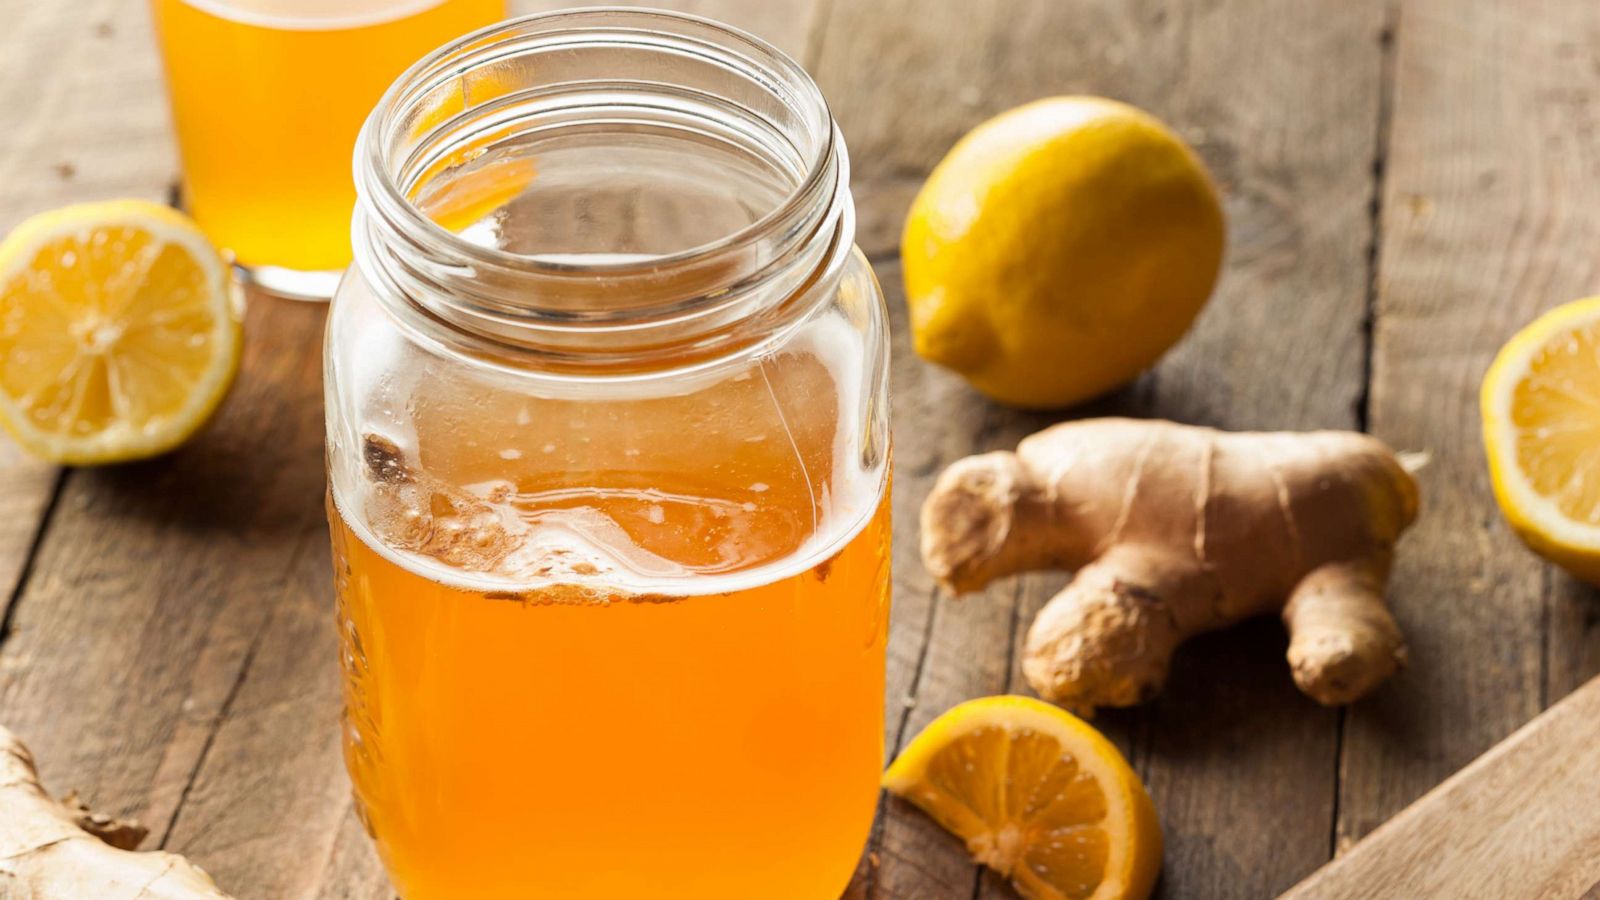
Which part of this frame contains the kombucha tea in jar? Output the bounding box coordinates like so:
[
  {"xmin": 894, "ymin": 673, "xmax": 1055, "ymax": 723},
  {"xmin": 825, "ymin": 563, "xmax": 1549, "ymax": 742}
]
[
  {"xmin": 324, "ymin": 11, "xmax": 892, "ymax": 898},
  {"xmin": 149, "ymin": 0, "xmax": 505, "ymax": 298}
]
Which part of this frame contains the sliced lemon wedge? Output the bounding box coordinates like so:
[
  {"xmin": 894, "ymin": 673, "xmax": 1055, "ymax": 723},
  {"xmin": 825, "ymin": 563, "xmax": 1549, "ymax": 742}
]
[
  {"xmin": 0, "ymin": 200, "xmax": 242, "ymax": 464},
  {"xmin": 1482, "ymin": 296, "xmax": 1600, "ymax": 584},
  {"xmin": 883, "ymin": 695, "xmax": 1162, "ymax": 900}
]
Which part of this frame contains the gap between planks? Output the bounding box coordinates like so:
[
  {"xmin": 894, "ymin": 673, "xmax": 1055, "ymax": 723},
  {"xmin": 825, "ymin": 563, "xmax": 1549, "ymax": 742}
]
[
  {"xmin": 1334, "ymin": 0, "xmax": 1401, "ymax": 863},
  {"xmin": 0, "ymin": 469, "xmax": 69, "ymax": 649},
  {"xmin": 155, "ymin": 520, "xmax": 324, "ymax": 851}
]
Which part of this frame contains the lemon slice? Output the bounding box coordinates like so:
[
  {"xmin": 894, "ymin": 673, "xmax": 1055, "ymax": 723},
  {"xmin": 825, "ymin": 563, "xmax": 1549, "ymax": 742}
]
[
  {"xmin": 0, "ymin": 200, "xmax": 242, "ymax": 464},
  {"xmin": 1482, "ymin": 296, "xmax": 1600, "ymax": 585},
  {"xmin": 883, "ymin": 695, "xmax": 1161, "ymax": 900}
]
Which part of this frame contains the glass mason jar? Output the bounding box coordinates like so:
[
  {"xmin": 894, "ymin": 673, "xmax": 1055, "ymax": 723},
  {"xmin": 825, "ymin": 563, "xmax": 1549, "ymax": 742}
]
[{"xmin": 324, "ymin": 10, "xmax": 891, "ymax": 899}]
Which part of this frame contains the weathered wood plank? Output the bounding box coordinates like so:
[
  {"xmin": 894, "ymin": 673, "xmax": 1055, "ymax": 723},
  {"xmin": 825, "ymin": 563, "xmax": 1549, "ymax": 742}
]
[
  {"xmin": 160, "ymin": 526, "xmax": 350, "ymax": 895},
  {"xmin": 0, "ymin": 447, "xmax": 56, "ymax": 615},
  {"xmin": 1547, "ymin": 575, "xmax": 1600, "ymax": 702},
  {"xmin": 0, "ymin": 0, "xmax": 176, "ymax": 625},
  {"xmin": 0, "ymin": 0, "xmax": 185, "ymax": 833},
  {"xmin": 0, "ymin": 0, "xmax": 174, "ymax": 217},
  {"xmin": 312, "ymin": 812, "xmax": 393, "ymax": 900},
  {"xmin": 1286, "ymin": 674, "xmax": 1600, "ymax": 899},
  {"xmin": 1347, "ymin": 0, "xmax": 1600, "ymax": 850},
  {"xmin": 814, "ymin": 1, "xmax": 1387, "ymax": 896},
  {"xmin": 0, "ymin": 295, "xmax": 328, "ymax": 845},
  {"xmin": 515, "ymin": 0, "xmax": 820, "ymax": 59}
]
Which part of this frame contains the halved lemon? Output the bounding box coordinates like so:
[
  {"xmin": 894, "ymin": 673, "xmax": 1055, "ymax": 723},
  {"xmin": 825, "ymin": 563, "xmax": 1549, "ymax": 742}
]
[
  {"xmin": 1482, "ymin": 296, "xmax": 1600, "ymax": 585},
  {"xmin": 0, "ymin": 200, "xmax": 242, "ymax": 465},
  {"xmin": 883, "ymin": 695, "xmax": 1161, "ymax": 900}
]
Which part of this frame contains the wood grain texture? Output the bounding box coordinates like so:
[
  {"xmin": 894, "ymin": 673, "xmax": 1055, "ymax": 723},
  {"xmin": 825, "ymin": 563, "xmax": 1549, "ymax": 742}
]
[
  {"xmin": 161, "ymin": 530, "xmax": 353, "ymax": 896},
  {"xmin": 0, "ymin": 0, "xmax": 188, "ymax": 842},
  {"xmin": 1345, "ymin": 0, "xmax": 1600, "ymax": 850},
  {"xmin": 813, "ymin": 1, "xmax": 1387, "ymax": 896},
  {"xmin": 2, "ymin": 2, "xmax": 1594, "ymax": 899},
  {"xmin": 1285, "ymin": 674, "xmax": 1600, "ymax": 900},
  {"xmin": 0, "ymin": 296, "xmax": 327, "ymax": 844},
  {"xmin": 0, "ymin": 0, "xmax": 176, "ymax": 627},
  {"xmin": 512, "ymin": 0, "xmax": 822, "ymax": 59},
  {"xmin": 0, "ymin": 0, "xmax": 174, "ymax": 218},
  {"xmin": 0, "ymin": 446, "xmax": 56, "ymax": 620}
]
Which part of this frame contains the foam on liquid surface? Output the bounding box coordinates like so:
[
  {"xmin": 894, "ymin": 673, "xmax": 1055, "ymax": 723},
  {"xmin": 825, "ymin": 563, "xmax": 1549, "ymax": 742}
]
[{"xmin": 179, "ymin": 0, "xmax": 451, "ymax": 30}]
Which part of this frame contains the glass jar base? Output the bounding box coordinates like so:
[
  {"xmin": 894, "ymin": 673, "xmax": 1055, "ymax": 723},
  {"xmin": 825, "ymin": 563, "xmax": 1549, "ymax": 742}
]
[{"xmin": 235, "ymin": 262, "xmax": 343, "ymax": 302}]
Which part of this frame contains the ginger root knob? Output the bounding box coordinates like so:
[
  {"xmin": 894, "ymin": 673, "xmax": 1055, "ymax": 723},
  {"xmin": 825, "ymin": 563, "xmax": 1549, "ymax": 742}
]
[
  {"xmin": 0, "ymin": 724, "xmax": 231, "ymax": 898},
  {"xmin": 921, "ymin": 418, "xmax": 1418, "ymax": 715}
]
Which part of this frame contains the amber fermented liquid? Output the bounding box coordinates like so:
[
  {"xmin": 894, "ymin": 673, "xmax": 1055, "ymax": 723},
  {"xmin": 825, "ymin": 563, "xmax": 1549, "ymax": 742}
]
[
  {"xmin": 332, "ymin": 474, "xmax": 889, "ymax": 898},
  {"xmin": 151, "ymin": 0, "xmax": 504, "ymax": 271}
]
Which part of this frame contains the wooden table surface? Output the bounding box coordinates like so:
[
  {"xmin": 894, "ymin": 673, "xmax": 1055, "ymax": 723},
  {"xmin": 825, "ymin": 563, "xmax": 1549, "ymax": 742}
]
[{"xmin": 1, "ymin": 1, "xmax": 1596, "ymax": 898}]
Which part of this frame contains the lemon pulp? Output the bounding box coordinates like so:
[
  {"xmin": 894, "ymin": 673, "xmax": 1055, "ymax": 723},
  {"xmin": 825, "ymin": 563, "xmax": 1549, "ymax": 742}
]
[
  {"xmin": 883, "ymin": 695, "xmax": 1162, "ymax": 900},
  {"xmin": 0, "ymin": 200, "xmax": 241, "ymax": 464},
  {"xmin": 1482, "ymin": 296, "xmax": 1600, "ymax": 584}
]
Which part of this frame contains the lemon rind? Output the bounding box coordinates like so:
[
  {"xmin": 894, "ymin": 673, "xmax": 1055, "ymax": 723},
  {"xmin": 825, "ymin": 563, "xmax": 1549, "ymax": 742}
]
[
  {"xmin": 883, "ymin": 695, "xmax": 1155, "ymax": 899},
  {"xmin": 1481, "ymin": 296, "xmax": 1600, "ymax": 555}
]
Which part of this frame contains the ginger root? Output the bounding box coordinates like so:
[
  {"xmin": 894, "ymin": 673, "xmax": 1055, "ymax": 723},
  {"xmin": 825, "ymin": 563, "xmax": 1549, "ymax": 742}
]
[
  {"xmin": 0, "ymin": 724, "xmax": 231, "ymax": 898},
  {"xmin": 921, "ymin": 418, "xmax": 1418, "ymax": 715}
]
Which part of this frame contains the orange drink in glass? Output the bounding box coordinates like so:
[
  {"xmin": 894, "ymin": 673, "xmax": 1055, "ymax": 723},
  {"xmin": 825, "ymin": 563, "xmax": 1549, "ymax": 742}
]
[
  {"xmin": 323, "ymin": 10, "xmax": 893, "ymax": 896},
  {"xmin": 149, "ymin": 0, "xmax": 505, "ymax": 298},
  {"xmin": 331, "ymin": 438, "xmax": 890, "ymax": 898}
]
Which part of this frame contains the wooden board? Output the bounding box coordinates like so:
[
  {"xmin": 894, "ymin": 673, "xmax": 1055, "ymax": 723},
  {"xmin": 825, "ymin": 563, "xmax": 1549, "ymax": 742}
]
[
  {"xmin": 1283, "ymin": 674, "xmax": 1600, "ymax": 899},
  {"xmin": 1344, "ymin": 0, "xmax": 1600, "ymax": 849},
  {"xmin": 0, "ymin": 293, "xmax": 328, "ymax": 846},
  {"xmin": 0, "ymin": 0, "xmax": 174, "ymax": 641},
  {"xmin": 0, "ymin": 0, "xmax": 182, "ymax": 838},
  {"xmin": 0, "ymin": 1, "xmax": 1596, "ymax": 899}
]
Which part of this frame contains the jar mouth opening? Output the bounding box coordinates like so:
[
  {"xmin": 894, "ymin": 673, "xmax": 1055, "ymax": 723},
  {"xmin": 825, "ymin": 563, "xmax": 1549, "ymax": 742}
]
[{"xmin": 355, "ymin": 7, "xmax": 837, "ymax": 282}]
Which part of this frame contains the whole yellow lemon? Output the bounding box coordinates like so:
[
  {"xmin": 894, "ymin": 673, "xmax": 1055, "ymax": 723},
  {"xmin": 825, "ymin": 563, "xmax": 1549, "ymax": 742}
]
[{"xmin": 902, "ymin": 96, "xmax": 1225, "ymax": 409}]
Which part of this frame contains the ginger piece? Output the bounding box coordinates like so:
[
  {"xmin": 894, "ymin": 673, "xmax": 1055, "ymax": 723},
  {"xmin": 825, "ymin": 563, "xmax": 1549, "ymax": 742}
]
[
  {"xmin": 0, "ymin": 724, "xmax": 231, "ymax": 898},
  {"xmin": 921, "ymin": 418, "xmax": 1418, "ymax": 715}
]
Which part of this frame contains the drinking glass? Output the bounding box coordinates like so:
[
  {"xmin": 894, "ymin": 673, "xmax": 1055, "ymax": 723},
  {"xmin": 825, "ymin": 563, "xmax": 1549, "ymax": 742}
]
[
  {"xmin": 149, "ymin": 0, "xmax": 505, "ymax": 299},
  {"xmin": 323, "ymin": 10, "xmax": 892, "ymax": 897}
]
